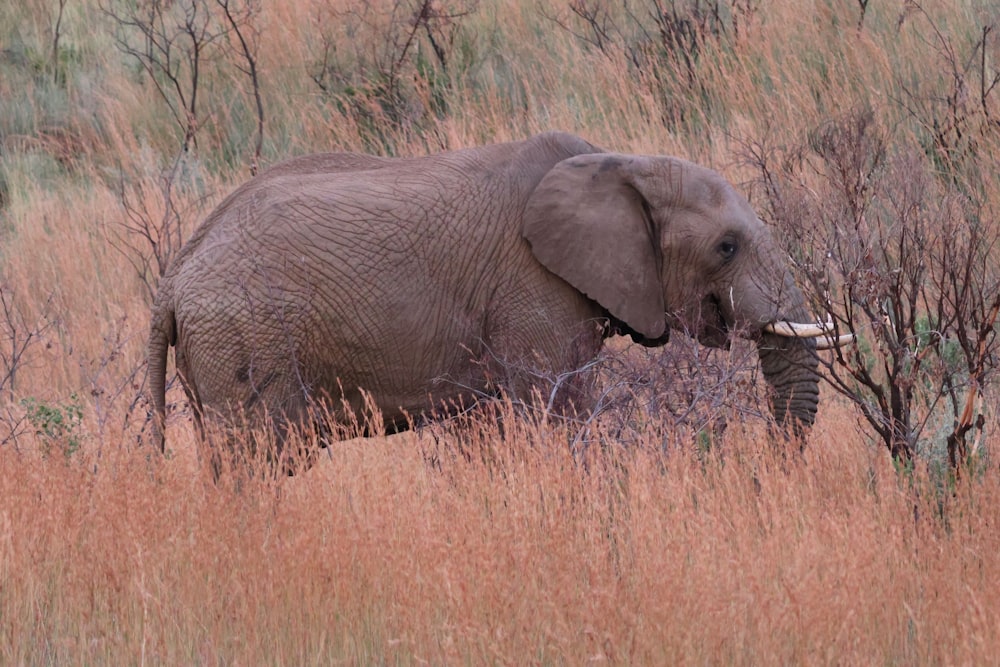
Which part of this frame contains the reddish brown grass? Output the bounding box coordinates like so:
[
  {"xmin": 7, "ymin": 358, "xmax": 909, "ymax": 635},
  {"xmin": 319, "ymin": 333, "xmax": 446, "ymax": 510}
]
[
  {"xmin": 1, "ymin": 0, "xmax": 999, "ymax": 662},
  {"xmin": 2, "ymin": 401, "xmax": 998, "ymax": 663}
]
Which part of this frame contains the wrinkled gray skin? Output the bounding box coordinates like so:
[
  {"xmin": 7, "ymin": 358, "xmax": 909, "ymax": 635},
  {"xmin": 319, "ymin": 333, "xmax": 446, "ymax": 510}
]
[{"xmin": 148, "ymin": 132, "xmax": 819, "ymax": 460}]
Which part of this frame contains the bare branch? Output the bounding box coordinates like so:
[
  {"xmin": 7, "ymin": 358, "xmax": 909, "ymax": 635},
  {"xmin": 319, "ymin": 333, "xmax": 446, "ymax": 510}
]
[
  {"xmin": 306, "ymin": 0, "xmax": 478, "ymax": 152},
  {"xmin": 52, "ymin": 0, "xmax": 69, "ymax": 84},
  {"xmin": 103, "ymin": 0, "xmax": 230, "ymax": 152},
  {"xmin": 0, "ymin": 285, "xmax": 57, "ymax": 403},
  {"xmin": 215, "ymin": 0, "xmax": 264, "ymax": 174},
  {"xmin": 741, "ymin": 109, "xmax": 1000, "ymax": 466}
]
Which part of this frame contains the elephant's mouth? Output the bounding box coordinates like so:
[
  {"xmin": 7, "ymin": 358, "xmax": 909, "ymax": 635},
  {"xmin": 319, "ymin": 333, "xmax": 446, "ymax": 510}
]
[
  {"xmin": 698, "ymin": 294, "xmax": 857, "ymax": 351},
  {"xmin": 696, "ymin": 294, "xmax": 731, "ymax": 348},
  {"xmin": 665, "ymin": 292, "xmax": 856, "ymax": 351}
]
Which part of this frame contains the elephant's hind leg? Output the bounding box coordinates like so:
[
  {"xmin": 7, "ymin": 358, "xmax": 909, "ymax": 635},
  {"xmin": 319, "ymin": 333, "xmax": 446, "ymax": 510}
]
[{"xmin": 209, "ymin": 373, "xmax": 320, "ymax": 477}]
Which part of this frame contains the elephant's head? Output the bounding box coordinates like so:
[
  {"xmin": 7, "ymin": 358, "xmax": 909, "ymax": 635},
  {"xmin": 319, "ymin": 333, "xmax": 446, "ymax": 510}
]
[{"xmin": 523, "ymin": 152, "xmax": 843, "ymax": 429}]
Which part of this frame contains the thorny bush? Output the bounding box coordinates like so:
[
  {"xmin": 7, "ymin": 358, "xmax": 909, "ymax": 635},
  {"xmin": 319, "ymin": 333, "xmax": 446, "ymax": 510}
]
[{"xmin": 744, "ymin": 109, "xmax": 1000, "ymax": 467}]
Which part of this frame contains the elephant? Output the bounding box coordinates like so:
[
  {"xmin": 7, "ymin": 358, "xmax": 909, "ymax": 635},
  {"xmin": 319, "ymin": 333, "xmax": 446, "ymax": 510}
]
[{"xmin": 147, "ymin": 131, "xmax": 846, "ymax": 464}]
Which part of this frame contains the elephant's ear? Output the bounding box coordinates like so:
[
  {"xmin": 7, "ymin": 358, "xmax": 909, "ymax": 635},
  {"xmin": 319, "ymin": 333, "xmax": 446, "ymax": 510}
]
[{"xmin": 522, "ymin": 153, "xmax": 666, "ymax": 339}]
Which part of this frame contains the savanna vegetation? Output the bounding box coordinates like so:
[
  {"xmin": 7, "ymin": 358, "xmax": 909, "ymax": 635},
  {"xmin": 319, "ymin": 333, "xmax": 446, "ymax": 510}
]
[{"xmin": 1, "ymin": 0, "xmax": 999, "ymax": 662}]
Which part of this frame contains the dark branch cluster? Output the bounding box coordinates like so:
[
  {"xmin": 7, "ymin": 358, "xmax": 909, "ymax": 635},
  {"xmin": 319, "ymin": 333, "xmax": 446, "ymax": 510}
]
[
  {"xmin": 743, "ymin": 106, "xmax": 999, "ymax": 467},
  {"xmin": 308, "ymin": 0, "xmax": 478, "ymax": 154}
]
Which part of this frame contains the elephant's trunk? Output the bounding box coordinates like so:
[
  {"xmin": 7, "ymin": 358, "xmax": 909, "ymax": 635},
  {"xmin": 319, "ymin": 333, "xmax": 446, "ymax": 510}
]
[
  {"xmin": 737, "ymin": 241, "xmax": 824, "ymax": 430},
  {"xmin": 758, "ymin": 330, "xmax": 821, "ymax": 429},
  {"xmin": 755, "ymin": 278, "xmax": 822, "ymax": 428}
]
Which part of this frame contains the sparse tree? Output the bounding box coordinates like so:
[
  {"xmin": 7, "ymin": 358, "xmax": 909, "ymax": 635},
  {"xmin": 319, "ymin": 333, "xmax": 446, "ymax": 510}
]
[
  {"xmin": 51, "ymin": 0, "xmax": 69, "ymax": 84},
  {"xmin": 103, "ymin": 0, "xmax": 265, "ymax": 292},
  {"xmin": 744, "ymin": 109, "xmax": 999, "ymax": 466},
  {"xmin": 104, "ymin": 0, "xmax": 227, "ymax": 152},
  {"xmin": 0, "ymin": 283, "xmax": 57, "ymax": 447},
  {"xmin": 547, "ymin": 1, "xmax": 756, "ymax": 128},
  {"xmin": 0, "ymin": 284, "xmax": 56, "ymax": 404},
  {"xmin": 215, "ymin": 0, "xmax": 264, "ymax": 174},
  {"xmin": 308, "ymin": 0, "xmax": 477, "ymax": 151}
]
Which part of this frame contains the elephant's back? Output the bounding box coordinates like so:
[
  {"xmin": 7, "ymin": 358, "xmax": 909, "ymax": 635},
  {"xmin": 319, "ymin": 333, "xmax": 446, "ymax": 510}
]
[
  {"xmin": 164, "ymin": 133, "xmax": 603, "ymax": 339},
  {"xmin": 166, "ymin": 150, "xmax": 510, "ymax": 373},
  {"xmin": 162, "ymin": 151, "xmax": 397, "ymax": 278},
  {"xmin": 168, "ymin": 132, "xmax": 594, "ymax": 281}
]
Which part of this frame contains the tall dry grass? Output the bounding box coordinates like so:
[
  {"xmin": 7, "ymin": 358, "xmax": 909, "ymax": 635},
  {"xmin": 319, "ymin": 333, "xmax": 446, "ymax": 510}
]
[
  {"xmin": 2, "ymin": 401, "xmax": 999, "ymax": 663},
  {"xmin": 1, "ymin": 0, "xmax": 999, "ymax": 662}
]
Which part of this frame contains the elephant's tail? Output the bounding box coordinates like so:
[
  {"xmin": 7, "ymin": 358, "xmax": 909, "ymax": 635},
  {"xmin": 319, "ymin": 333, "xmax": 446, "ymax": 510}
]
[{"xmin": 147, "ymin": 302, "xmax": 176, "ymax": 453}]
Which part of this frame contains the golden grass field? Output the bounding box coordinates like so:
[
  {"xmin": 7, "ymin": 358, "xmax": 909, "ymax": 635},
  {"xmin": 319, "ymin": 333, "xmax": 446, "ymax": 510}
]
[{"xmin": 2, "ymin": 0, "xmax": 999, "ymax": 662}]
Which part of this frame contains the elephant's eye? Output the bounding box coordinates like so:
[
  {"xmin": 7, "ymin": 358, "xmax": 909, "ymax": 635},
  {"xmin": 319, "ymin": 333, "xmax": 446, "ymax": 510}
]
[{"xmin": 718, "ymin": 239, "xmax": 739, "ymax": 262}]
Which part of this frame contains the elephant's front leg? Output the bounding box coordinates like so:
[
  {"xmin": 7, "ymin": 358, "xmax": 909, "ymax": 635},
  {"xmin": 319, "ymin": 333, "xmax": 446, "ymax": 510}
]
[{"xmin": 479, "ymin": 314, "xmax": 607, "ymax": 420}]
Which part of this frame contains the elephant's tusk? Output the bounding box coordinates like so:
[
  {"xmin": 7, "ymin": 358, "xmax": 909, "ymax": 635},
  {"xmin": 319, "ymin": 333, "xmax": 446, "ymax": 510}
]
[
  {"xmin": 764, "ymin": 318, "xmax": 856, "ymax": 348},
  {"xmin": 814, "ymin": 333, "xmax": 857, "ymax": 350},
  {"xmin": 764, "ymin": 318, "xmax": 836, "ymax": 339}
]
